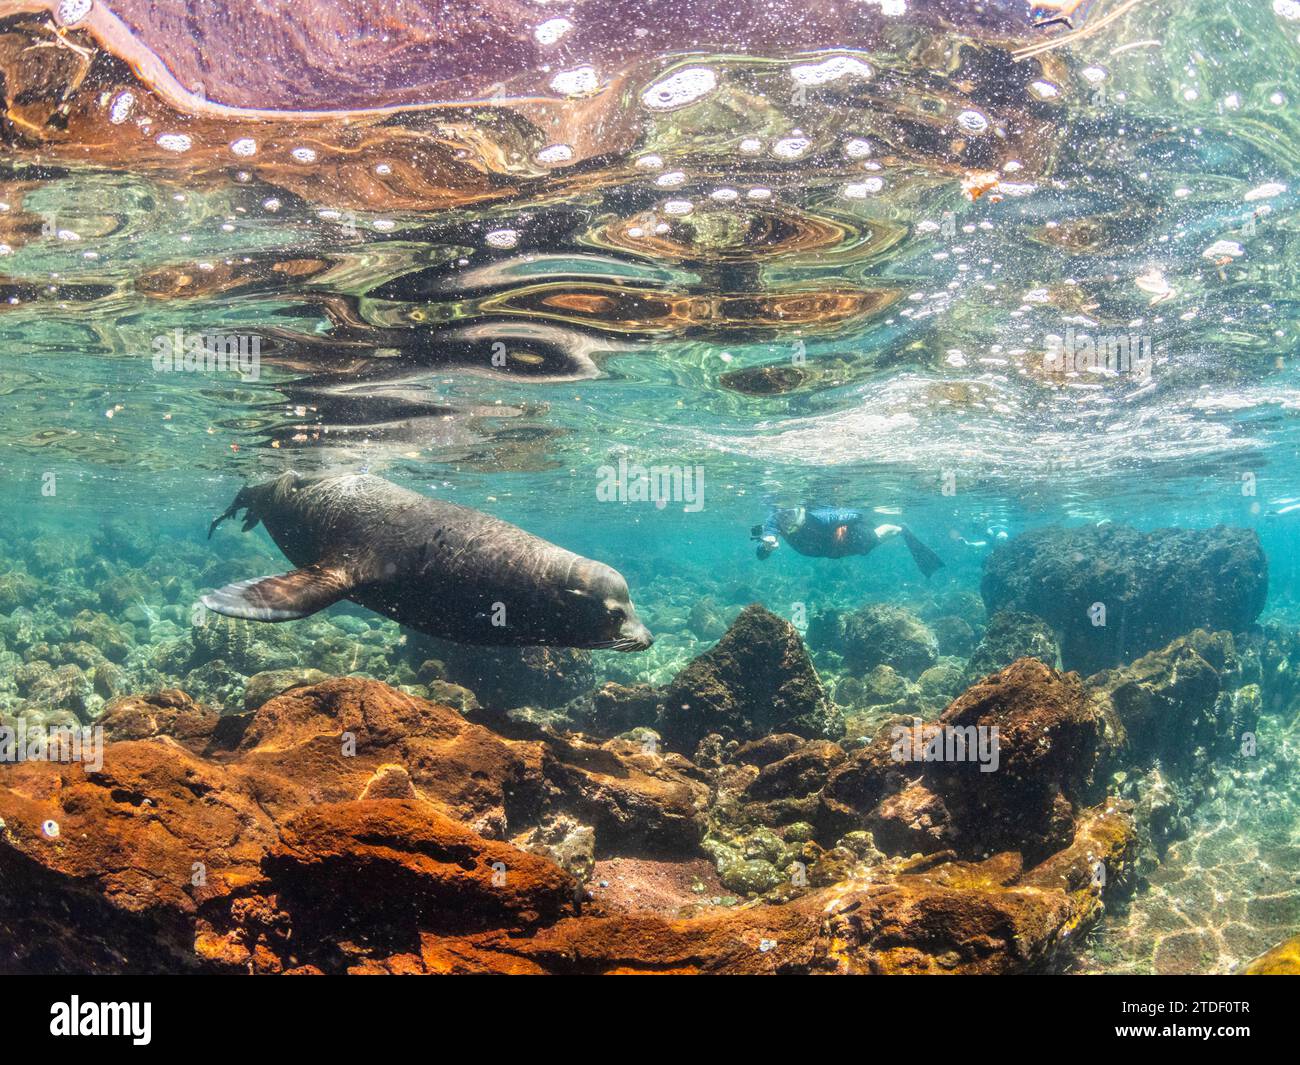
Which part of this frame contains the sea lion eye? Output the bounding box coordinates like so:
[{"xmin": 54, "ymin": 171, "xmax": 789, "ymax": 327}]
[{"xmin": 607, "ymin": 605, "xmax": 626, "ymax": 621}]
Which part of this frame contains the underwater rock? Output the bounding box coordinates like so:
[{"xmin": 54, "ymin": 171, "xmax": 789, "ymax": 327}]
[
  {"xmin": 658, "ymin": 604, "xmax": 842, "ymax": 754},
  {"xmin": 916, "ymin": 660, "xmax": 967, "ymax": 707},
  {"xmin": 931, "ymin": 615, "xmax": 978, "ymax": 657},
  {"xmin": 236, "ymin": 677, "xmax": 548, "ymax": 838},
  {"xmin": 0, "ymin": 672, "xmax": 1137, "ymax": 975},
  {"xmin": 182, "ymin": 661, "xmax": 248, "ymax": 710},
  {"xmin": 1092, "ymin": 629, "xmax": 1260, "ymax": 775},
  {"xmin": 821, "ymin": 658, "xmax": 1111, "ymax": 864},
  {"xmin": 861, "ymin": 664, "xmax": 915, "ymax": 706},
  {"xmin": 866, "ymin": 781, "xmax": 955, "ymax": 855},
  {"xmin": 189, "ymin": 615, "xmax": 261, "ymax": 674},
  {"xmin": 840, "ymin": 604, "xmax": 940, "ymax": 678},
  {"xmin": 925, "ymin": 659, "xmax": 1107, "ymax": 863},
  {"xmin": 356, "ymin": 763, "xmax": 418, "ymax": 801},
  {"xmin": 516, "ymin": 814, "xmax": 597, "ymax": 885},
  {"xmin": 92, "ymin": 661, "xmax": 124, "ymax": 700},
  {"xmin": 0, "ymin": 570, "xmax": 39, "ymax": 612},
  {"xmin": 687, "ymin": 598, "xmax": 729, "ymax": 641},
  {"xmin": 69, "ymin": 610, "xmax": 134, "ymax": 664},
  {"xmin": 541, "ymin": 733, "xmax": 710, "ymax": 857},
  {"xmin": 99, "ymin": 689, "xmax": 223, "ymax": 751},
  {"xmin": 243, "ymin": 668, "xmax": 332, "ymax": 711},
  {"xmin": 433, "ymin": 642, "xmax": 595, "ymax": 710},
  {"xmin": 423, "ymin": 680, "xmax": 480, "ymax": 715},
  {"xmin": 1240, "ymin": 935, "xmax": 1300, "ymax": 975},
  {"xmin": 981, "ymin": 525, "xmax": 1267, "ymax": 674},
  {"xmin": 963, "ymin": 610, "xmax": 1059, "ymax": 682},
  {"xmin": 24, "ymin": 664, "xmax": 93, "ymax": 721},
  {"xmin": 553, "ymin": 681, "xmax": 662, "ymax": 738},
  {"xmin": 263, "ymin": 799, "xmax": 575, "ymax": 937}
]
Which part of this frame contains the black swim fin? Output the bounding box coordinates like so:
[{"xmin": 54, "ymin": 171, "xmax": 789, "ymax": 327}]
[
  {"xmin": 201, "ymin": 563, "xmax": 355, "ymax": 622},
  {"xmin": 901, "ymin": 527, "xmax": 945, "ymax": 578}
]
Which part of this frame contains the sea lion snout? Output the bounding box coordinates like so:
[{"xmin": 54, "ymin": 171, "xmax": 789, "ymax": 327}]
[
  {"xmin": 573, "ymin": 562, "xmax": 653, "ymax": 651},
  {"xmin": 617, "ymin": 616, "xmax": 654, "ymax": 652}
]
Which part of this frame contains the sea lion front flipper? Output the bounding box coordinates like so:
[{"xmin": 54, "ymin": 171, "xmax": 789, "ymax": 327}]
[{"xmin": 201, "ymin": 563, "xmax": 355, "ymax": 622}]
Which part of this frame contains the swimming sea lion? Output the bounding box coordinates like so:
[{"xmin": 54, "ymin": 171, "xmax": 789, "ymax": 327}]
[{"xmin": 202, "ymin": 472, "xmax": 654, "ymax": 651}]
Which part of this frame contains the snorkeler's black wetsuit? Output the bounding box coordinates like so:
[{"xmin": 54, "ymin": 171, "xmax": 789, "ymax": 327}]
[
  {"xmin": 755, "ymin": 507, "xmax": 879, "ymax": 558},
  {"xmin": 750, "ymin": 506, "xmax": 945, "ymax": 576}
]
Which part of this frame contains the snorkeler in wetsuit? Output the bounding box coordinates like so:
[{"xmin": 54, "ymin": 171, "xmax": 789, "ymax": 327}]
[{"xmin": 750, "ymin": 506, "xmax": 945, "ymax": 577}]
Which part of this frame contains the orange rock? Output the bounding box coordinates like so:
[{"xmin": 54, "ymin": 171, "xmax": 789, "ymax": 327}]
[{"xmin": 0, "ymin": 676, "xmax": 1137, "ymax": 975}]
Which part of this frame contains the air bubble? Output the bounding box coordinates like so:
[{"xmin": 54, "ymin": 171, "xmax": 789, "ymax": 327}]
[
  {"xmin": 229, "ymin": 138, "xmax": 257, "ymax": 157},
  {"xmin": 641, "ymin": 67, "xmax": 717, "ymax": 112},
  {"xmin": 535, "ymin": 144, "xmax": 573, "ymax": 166},
  {"xmin": 551, "ymin": 67, "xmax": 599, "ymax": 97},
  {"xmin": 108, "ymin": 91, "xmax": 134, "ymax": 125},
  {"xmin": 772, "ymin": 136, "xmax": 811, "ymax": 160},
  {"xmin": 291, "ymin": 147, "xmax": 318, "ymax": 163},
  {"xmin": 534, "ymin": 17, "xmax": 574, "ymax": 44},
  {"xmin": 56, "ymin": 0, "xmax": 92, "ymax": 27},
  {"xmin": 156, "ymin": 133, "xmax": 192, "ymax": 153},
  {"xmin": 486, "ymin": 228, "xmax": 520, "ymax": 249},
  {"xmin": 790, "ymin": 55, "xmax": 872, "ymax": 86},
  {"xmin": 956, "ymin": 110, "xmax": 989, "ymax": 134}
]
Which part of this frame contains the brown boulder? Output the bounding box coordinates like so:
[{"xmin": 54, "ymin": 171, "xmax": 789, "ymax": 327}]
[
  {"xmin": 237, "ymin": 677, "xmax": 547, "ymax": 837},
  {"xmin": 542, "ymin": 734, "xmax": 710, "ymax": 856}
]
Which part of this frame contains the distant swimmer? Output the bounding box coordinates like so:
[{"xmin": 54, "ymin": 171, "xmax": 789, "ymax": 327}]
[
  {"xmin": 955, "ymin": 524, "xmax": 1010, "ymax": 549},
  {"xmin": 750, "ymin": 505, "xmax": 945, "ymax": 577}
]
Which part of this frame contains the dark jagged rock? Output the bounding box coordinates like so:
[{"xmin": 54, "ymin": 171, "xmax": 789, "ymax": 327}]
[
  {"xmin": 1099, "ymin": 630, "xmax": 1260, "ymax": 767},
  {"xmin": 963, "ymin": 610, "xmax": 1059, "ymax": 682},
  {"xmin": 556, "ymin": 682, "xmax": 662, "ymax": 738},
  {"xmin": 426, "ymin": 642, "xmax": 595, "ymax": 710},
  {"xmin": 926, "ymin": 659, "xmax": 1108, "ymax": 863},
  {"xmin": 810, "ymin": 603, "xmax": 939, "ymax": 678},
  {"xmin": 981, "ymin": 524, "xmax": 1267, "ymax": 674},
  {"xmin": 841, "ymin": 604, "xmax": 939, "ymax": 677},
  {"xmin": 658, "ymin": 605, "xmax": 842, "ymax": 754}
]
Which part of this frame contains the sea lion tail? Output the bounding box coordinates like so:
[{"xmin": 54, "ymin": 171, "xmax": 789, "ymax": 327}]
[{"xmin": 900, "ymin": 526, "xmax": 945, "ymax": 579}]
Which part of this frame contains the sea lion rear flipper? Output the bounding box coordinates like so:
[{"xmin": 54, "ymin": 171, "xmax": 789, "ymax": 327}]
[
  {"xmin": 201, "ymin": 563, "xmax": 354, "ymax": 622},
  {"xmin": 208, "ymin": 486, "xmax": 262, "ymax": 539}
]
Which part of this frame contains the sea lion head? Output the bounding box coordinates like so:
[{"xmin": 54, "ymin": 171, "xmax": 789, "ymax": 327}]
[{"xmin": 562, "ymin": 560, "xmax": 653, "ymax": 652}]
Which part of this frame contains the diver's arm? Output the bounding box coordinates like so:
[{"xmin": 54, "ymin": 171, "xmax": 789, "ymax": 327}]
[{"xmin": 751, "ymin": 511, "xmax": 781, "ymax": 559}]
